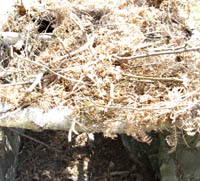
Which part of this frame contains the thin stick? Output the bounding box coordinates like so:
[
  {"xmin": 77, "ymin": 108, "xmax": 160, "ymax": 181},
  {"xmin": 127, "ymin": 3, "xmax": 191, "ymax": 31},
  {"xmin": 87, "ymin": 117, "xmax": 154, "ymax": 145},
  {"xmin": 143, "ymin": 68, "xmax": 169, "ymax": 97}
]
[
  {"xmin": 0, "ymin": 81, "xmax": 32, "ymax": 87},
  {"xmin": 9, "ymin": 128, "xmax": 63, "ymax": 153},
  {"xmin": 94, "ymin": 171, "xmax": 130, "ymax": 180},
  {"xmin": 16, "ymin": 54, "xmax": 95, "ymax": 86},
  {"xmin": 113, "ymin": 46, "xmax": 200, "ymax": 60},
  {"xmin": 27, "ymin": 72, "xmax": 44, "ymax": 92},
  {"xmin": 15, "ymin": 53, "xmax": 84, "ymax": 83},
  {"xmin": 55, "ymin": 33, "xmax": 96, "ymax": 62},
  {"xmin": 123, "ymin": 73, "xmax": 183, "ymax": 83}
]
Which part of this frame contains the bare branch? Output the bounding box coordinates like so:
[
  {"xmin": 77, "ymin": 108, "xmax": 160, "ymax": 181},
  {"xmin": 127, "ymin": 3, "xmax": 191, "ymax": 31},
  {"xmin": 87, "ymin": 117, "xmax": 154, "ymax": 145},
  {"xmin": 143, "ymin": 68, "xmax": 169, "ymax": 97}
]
[
  {"xmin": 9, "ymin": 128, "xmax": 63, "ymax": 153},
  {"xmin": 123, "ymin": 73, "xmax": 184, "ymax": 83},
  {"xmin": 113, "ymin": 46, "xmax": 200, "ymax": 60}
]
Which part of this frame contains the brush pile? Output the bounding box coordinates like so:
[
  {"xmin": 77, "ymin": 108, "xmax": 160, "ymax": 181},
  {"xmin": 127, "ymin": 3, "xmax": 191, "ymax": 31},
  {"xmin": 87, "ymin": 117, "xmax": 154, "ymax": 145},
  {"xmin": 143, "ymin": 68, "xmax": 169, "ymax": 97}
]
[{"xmin": 0, "ymin": 0, "xmax": 200, "ymax": 144}]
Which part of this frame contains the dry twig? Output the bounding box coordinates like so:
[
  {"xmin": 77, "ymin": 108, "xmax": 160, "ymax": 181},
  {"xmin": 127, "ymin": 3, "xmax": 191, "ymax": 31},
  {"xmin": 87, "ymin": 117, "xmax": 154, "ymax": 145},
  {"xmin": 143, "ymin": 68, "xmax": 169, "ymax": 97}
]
[
  {"xmin": 123, "ymin": 73, "xmax": 184, "ymax": 83},
  {"xmin": 113, "ymin": 46, "xmax": 200, "ymax": 60},
  {"xmin": 9, "ymin": 128, "xmax": 63, "ymax": 153}
]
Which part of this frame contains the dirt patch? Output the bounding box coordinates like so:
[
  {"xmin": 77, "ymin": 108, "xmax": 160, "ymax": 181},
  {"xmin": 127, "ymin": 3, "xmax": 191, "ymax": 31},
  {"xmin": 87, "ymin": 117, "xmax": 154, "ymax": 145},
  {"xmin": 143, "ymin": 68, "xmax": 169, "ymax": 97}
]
[{"xmin": 16, "ymin": 130, "xmax": 155, "ymax": 180}]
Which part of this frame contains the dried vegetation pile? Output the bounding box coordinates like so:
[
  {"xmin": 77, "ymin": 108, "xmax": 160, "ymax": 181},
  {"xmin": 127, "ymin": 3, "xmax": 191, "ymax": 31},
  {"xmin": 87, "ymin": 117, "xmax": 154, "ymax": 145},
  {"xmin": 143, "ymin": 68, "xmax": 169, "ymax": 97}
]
[{"xmin": 1, "ymin": 0, "xmax": 200, "ymax": 144}]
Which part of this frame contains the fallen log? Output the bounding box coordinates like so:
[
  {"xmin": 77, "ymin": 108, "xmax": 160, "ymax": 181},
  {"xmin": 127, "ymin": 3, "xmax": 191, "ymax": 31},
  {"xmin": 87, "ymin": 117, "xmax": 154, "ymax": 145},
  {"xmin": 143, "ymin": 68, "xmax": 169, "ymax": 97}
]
[{"xmin": 0, "ymin": 104, "xmax": 126, "ymax": 134}]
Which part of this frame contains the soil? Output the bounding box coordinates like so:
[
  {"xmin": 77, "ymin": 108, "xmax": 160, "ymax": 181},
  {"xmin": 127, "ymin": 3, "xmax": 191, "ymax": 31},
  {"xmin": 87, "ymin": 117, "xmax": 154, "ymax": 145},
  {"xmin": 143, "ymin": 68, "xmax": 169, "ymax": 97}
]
[{"xmin": 16, "ymin": 130, "xmax": 155, "ymax": 181}]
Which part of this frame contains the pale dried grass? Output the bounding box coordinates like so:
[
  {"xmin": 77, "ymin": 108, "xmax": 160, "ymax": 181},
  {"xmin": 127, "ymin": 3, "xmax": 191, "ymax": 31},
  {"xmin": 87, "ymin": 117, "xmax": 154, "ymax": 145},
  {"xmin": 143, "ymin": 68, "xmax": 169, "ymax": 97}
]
[{"xmin": 0, "ymin": 0, "xmax": 199, "ymax": 146}]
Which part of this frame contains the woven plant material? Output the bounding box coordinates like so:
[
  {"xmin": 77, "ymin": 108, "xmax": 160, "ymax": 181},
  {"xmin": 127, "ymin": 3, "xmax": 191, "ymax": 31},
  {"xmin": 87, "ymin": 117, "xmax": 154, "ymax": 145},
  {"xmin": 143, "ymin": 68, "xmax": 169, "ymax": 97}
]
[{"xmin": 0, "ymin": 0, "xmax": 199, "ymax": 144}]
